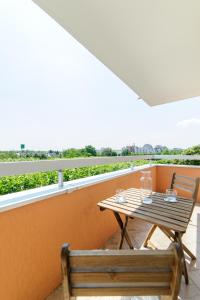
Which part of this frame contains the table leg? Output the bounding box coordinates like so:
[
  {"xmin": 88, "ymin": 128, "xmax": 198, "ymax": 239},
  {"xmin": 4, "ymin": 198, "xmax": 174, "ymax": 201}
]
[
  {"xmin": 113, "ymin": 212, "xmax": 134, "ymax": 249},
  {"xmin": 143, "ymin": 224, "xmax": 157, "ymax": 247},
  {"xmin": 175, "ymin": 232, "xmax": 189, "ymax": 285}
]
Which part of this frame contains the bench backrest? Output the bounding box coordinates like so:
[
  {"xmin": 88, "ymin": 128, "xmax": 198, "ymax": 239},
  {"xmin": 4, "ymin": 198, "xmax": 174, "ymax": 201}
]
[{"xmin": 61, "ymin": 243, "xmax": 182, "ymax": 300}]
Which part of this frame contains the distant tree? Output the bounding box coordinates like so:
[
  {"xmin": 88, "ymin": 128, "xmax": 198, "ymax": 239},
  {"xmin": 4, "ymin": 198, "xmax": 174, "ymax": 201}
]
[
  {"xmin": 33, "ymin": 152, "xmax": 48, "ymax": 159},
  {"xmin": 84, "ymin": 145, "xmax": 97, "ymax": 156},
  {"xmin": 183, "ymin": 145, "xmax": 200, "ymax": 155},
  {"xmin": 161, "ymin": 147, "xmax": 170, "ymax": 155},
  {"xmin": 161, "ymin": 148, "xmax": 183, "ymax": 155},
  {"xmin": 63, "ymin": 148, "xmax": 82, "ymax": 158},
  {"xmin": 121, "ymin": 147, "xmax": 131, "ymax": 156},
  {"xmin": 0, "ymin": 151, "xmax": 18, "ymax": 160},
  {"xmin": 101, "ymin": 147, "xmax": 117, "ymax": 156}
]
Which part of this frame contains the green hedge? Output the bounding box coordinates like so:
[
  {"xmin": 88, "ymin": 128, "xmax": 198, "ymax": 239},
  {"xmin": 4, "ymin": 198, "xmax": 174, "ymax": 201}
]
[
  {"xmin": 0, "ymin": 160, "xmax": 148, "ymax": 195},
  {"xmin": 1, "ymin": 159, "xmax": 199, "ymax": 196},
  {"xmin": 157, "ymin": 159, "xmax": 200, "ymax": 166}
]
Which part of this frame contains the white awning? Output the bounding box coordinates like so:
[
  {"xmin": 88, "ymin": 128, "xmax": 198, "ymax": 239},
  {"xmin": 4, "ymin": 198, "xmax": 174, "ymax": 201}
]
[{"xmin": 33, "ymin": 0, "xmax": 200, "ymax": 106}]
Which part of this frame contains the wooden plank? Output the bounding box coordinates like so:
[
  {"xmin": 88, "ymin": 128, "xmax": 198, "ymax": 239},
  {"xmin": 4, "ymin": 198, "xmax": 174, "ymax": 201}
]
[
  {"xmin": 69, "ymin": 254, "xmax": 174, "ymax": 268},
  {"xmin": 128, "ymin": 187, "xmax": 193, "ymax": 203},
  {"xmin": 105, "ymin": 198, "xmax": 189, "ymax": 223},
  {"xmin": 109, "ymin": 199, "xmax": 189, "ymax": 224},
  {"xmin": 69, "ymin": 249, "xmax": 173, "ymax": 256},
  {"xmin": 150, "ymin": 196, "xmax": 193, "ymax": 210},
  {"xmin": 117, "ymin": 196, "xmax": 191, "ymax": 218},
  {"xmin": 71, "ymin": 286, "xmax": 171, "ymax": 296},
  {"xmin": 175, "ymin": 179, "xmax": 194, "ymax": 188},
  {"xmin": 102, "ymin": 200, "xmax": 188, "ymax": 228},
  {"xmin": 109, "ymin": 189, "xmax": 193, "ymax": 208},
  {"xmin": 72, "ymin": 282, "xmax": 170, "ymax": 288},
  {"xmin": 175, "ymin": 174, "xmax": 195, "ymax": 182},
  {"xmin": 71, "ymin": 271, "xmax": 172, "ymax": 283},
  {"xmin": 98, "ymin": 202, "xmax": 187, "ymax": 232},
  {"xmin": 123, "ymin": 192, "xmax": 193, "ymax": 212},
  {"xmin": 115, "ymin": 195, "xmax": 191, "ymax": 217},
  {"xmin": 61, "ymin": 244, "xmax": 71, "ymax": 300},
  {"xmin": 71, "ymin": 267, "xmax": 172, "ymax": 273},
  {"xmin": 126, "ymin": 189, "xmax": 193, "ymax": 208},
  {"xmin": 173, "ymin": 184, "xmax": 193, "ymax": 193}
]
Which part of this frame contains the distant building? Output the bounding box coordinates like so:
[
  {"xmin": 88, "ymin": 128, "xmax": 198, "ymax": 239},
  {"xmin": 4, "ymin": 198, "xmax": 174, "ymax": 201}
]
[
  {"xmin": 142, "ymin": 144, "xmax": 154, "ymax": 154},
  {"xmin": 154, "ymin": 145, "xmax": 165, "ymax": 153},
  {"xmin": 126, "ymin": 145, "xmax": 135, "ymax": 152},
  {"xmin": 123, "ymin": 143, "xmax": 171, "ymax": 154}
]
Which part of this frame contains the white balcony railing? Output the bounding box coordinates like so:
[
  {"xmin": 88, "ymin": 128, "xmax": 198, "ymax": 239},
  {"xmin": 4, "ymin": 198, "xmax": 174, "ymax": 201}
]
[
  {"xmin": 0, "ymin": 155, "xmax": 199, "ymax": 178},
  {"xmin": 0, "ymin": 155, "xmax": 199, "ymax": 213}
]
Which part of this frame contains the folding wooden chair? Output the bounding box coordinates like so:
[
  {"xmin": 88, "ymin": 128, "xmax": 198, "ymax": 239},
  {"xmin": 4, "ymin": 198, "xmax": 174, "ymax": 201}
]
[{"xmin": 143, "ymin": 172, "xmax": 200, "ymax": 283}]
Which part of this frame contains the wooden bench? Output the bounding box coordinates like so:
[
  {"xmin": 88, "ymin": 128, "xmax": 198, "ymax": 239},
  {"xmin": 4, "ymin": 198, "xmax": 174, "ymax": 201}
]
[{"xmin": 61, "ymin": 243, "xmax": 182, "ymax": 300}]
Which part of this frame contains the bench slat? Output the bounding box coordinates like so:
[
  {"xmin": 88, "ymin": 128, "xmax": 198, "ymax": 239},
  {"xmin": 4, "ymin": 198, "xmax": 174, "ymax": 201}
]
[
  {"xmin": 71, "ymin": 286, "xmax": 171, "ymax": 296},
  {"xmin": 69, "ymin": 254, "xmax": 174, "ymax": 268},
  {"xmin": 71, "ymin": 271, "xmax": 172, "ymax": 283}
]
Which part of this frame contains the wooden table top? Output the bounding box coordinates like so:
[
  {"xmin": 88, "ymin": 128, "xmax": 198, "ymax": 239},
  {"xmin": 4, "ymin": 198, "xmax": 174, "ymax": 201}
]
[{"xmin": 98, "ymin": 188, "xmax": 193, "ymax": 232}]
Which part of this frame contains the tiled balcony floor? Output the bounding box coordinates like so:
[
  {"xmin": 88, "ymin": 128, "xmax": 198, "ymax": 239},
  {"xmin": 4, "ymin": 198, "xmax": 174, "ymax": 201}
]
[{"xmin": 46, "ymin": 204, "xmax": 200, "ymax": 300}]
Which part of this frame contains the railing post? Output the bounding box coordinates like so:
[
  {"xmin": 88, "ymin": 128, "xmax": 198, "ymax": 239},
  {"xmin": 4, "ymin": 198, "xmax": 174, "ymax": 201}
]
[
  {"xmin": 58, "ymin": 169, "xmax": 64, "ymax": 188},
  {"xmin": 131, "ymin": 163, "xmax": 135, "ymax": 170}
]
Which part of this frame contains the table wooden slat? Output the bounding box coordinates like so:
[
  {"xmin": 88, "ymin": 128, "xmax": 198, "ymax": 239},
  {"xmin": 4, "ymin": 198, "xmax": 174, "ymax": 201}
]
[
  {"xmin": 105, "ymin": 198, "xmax": 189, "ymax": 223},
  {"xmin": 98, "ymin": 188, "xmax": 193, "ymax": 233}
]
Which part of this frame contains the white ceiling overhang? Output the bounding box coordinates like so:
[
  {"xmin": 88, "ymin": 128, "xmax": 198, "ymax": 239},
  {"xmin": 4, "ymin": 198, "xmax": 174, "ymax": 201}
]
[{"xmin": 33, "ymin": 0, "xmax": 200, "ymax": 106}]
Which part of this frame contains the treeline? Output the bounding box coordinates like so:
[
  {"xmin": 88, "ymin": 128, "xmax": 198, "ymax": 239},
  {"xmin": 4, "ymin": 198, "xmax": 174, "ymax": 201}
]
[
  {"xmin": 0, "ymin": 145, "xmax": 118, "ymax": 161},
  {"xmin": 63, "ymin": 146, "xmax": 118, "ymax": 157},
  {"xmin": 0, "ymin": 144, "xmax": 199, "ymax": 161}
]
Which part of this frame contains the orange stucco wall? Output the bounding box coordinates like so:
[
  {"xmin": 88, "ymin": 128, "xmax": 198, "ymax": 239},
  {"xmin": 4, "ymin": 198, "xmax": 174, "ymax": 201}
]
[
  {"xmin": 0, "ymin": 167, "xmax": 156, "ymax": 300},
  {"xmin": 156, "ymin": 165, "xmax": 200, "ymax": 203}
]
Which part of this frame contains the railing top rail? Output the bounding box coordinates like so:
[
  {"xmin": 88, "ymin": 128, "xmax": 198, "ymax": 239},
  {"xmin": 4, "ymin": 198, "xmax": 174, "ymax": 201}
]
[{"xmin": 0, "ymin": 155, "xmax": 199, "ymax": 177}]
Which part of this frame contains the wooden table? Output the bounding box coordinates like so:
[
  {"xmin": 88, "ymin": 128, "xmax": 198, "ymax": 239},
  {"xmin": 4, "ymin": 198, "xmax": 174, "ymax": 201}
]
[{"xmin": 98, "ymin": 187, "xmax": 194, "ymax": 284}]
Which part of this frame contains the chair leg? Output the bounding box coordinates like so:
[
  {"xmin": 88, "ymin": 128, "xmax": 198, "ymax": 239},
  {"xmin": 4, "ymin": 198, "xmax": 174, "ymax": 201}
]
[
  {"xmin": 160, "ymin": 227, "xmax": 196, "ymax": 260},
  {"xmin": 176, "ymin": 232, "xmax": 189, "ymax": 285},
  {"xmin": 143, "ymin": 224, "xmax": 157, "ymax": 247},
  {"xmin": 182, "ymin": 244, "xmax": 196, "ymax": 260}
]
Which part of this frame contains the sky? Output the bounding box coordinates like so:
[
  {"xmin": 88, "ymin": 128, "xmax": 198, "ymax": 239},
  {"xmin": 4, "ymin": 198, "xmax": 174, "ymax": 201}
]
[{"xmin": 0, "ymin": 0, "xmax": 200, "ymax": 151}]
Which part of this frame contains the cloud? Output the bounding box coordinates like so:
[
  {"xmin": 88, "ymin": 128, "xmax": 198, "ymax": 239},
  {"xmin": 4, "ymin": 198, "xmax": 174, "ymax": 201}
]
[{"xmin": 176, "ymin": 118, "xmax": 200, "ymax": 128}]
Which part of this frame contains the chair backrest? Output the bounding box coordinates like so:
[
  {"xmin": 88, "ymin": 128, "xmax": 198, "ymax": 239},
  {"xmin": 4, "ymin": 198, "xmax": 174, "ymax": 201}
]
[
  {"xmin": 61, "ymin": 243, "xmax": 182, "ymax": 300},
  {"xmin": 170, "ymin": 172, "xmax": 200, "ymax": 203}
]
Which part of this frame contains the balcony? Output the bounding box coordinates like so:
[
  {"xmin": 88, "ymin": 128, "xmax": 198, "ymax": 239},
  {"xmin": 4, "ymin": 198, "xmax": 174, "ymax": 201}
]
[{"xmin": 0, "ymin": 157, "xmax": 200, "ymax": 300}]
